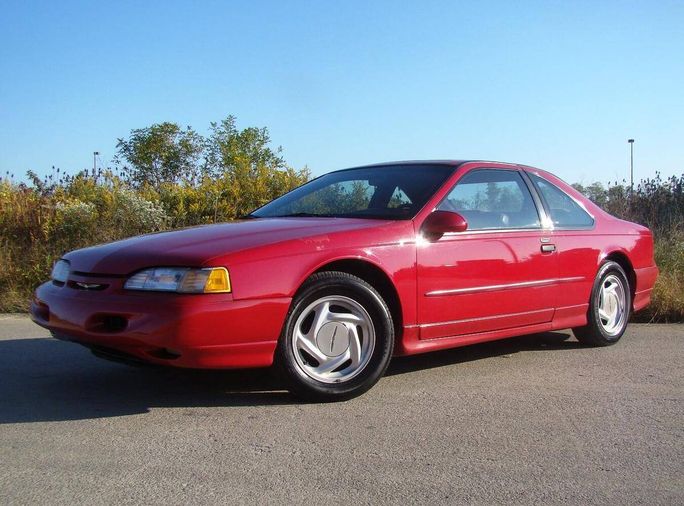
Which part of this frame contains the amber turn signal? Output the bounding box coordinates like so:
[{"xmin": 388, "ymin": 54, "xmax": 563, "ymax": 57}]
[{"xmin": 203, "ymin": 267, "xmax": 231, "ymax": 293}]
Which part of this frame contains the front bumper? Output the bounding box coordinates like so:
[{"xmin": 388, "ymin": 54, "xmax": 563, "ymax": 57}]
[{"xmin": 31, "ymin": 280, "xmax": 290, "ymax": 369}]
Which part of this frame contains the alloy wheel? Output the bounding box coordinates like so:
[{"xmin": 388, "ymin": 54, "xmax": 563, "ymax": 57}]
[
  {"xmin": 597, "ymin": 274, "xmax": 627, "ymax": 336},
  {"xmin": 291, "ymin": 295, "xmax": 375, "ymax": 384}
]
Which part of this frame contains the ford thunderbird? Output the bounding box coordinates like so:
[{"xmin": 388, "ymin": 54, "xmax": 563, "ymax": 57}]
[{"xmin": 31, "ymin": 161, "xmax": 659, "ymax": 400}]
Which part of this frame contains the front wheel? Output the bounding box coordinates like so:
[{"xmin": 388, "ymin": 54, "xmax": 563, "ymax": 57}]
[
  {"xmin": 573, "ymin": 261, "xmax": 631, "ymax": 346},
  {"xmin": 276, "ymin": 271, "xmax": 394, "ymax": 401}
]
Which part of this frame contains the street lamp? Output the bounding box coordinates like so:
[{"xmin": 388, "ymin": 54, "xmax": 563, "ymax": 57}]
[{"xmin": 627, "ymin": 139, "xmax": 634, "ymax": 191}]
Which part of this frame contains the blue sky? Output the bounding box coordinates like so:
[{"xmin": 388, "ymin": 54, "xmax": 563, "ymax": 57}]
[{"xmin": 1, "ymin": 0, "xmax": 682, "ymax": 184}]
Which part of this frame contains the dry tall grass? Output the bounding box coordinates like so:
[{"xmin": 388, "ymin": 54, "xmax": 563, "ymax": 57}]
[
  {"xmin": 1, "ymin": 171, "xmax": 682, "ymax": 321},
  {"xmin": 574, "ymin": 173, "xmax": 684, "ymax": 322},
  {"xmin": 0, "ymin": 167, "xmax": 307, "ymax": 312}
]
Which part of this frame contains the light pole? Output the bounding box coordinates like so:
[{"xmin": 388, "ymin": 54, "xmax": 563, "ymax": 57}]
[{"xmin": 627, "ymin": 139, "xmax": 634, "ymax": 192}]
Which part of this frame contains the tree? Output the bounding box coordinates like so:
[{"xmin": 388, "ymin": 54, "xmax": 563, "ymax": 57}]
[
  {"xmin": 202, "ymin": 115, "xmax": 308, "ymax": 217},
  {"xmin": 113, "ymin": 116, "xmax": 310, "ymax": 219},
  {"xmin": 204, "ymin": 115, "xmax": 286, "ymax": 176},
  {"xmin": 115, "ymin": 122, "xmax": 204, "ymax": 186},
  {"xmin": 572, "ymin": 182, "xmax": 608, "ymax": 208}
]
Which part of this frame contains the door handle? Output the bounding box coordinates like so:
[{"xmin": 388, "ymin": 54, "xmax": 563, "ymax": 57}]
[{"xmin": 541, "ymin": 244, "xmax": 556, "ymax": 253}]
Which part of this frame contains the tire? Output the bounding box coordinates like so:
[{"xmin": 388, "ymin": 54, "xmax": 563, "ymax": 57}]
[
  {"xmin": 276, "ymin": 271, "xmax": 394, "ymax": 401},
  {"xmin": 573, "ymin": 261, "xmax": 631, "ymax": 346}
]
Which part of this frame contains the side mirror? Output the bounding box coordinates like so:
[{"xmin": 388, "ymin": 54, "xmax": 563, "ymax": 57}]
[{"xmin": 421, "ymin": 210, "xmax": 468, "ymax": 240}]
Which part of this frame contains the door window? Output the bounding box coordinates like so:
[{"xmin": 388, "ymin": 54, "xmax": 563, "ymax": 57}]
[{"xmin": 438, "ymin": 169, "xmax": 541, "ymax": 230}]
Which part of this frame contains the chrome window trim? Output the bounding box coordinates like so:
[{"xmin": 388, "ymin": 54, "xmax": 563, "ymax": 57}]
[
  {"xmin": 519, "ymin": 170, "xmax": 554, "ymax": 229},
  {"xmin": 526, "ymin": 171, "xmax": 596, "ymax": 231}
]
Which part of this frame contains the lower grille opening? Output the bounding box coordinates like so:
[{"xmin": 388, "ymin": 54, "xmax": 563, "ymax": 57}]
[
  {"xmin": 147, "ymin": 348, "xmax": 182, "ymax": 360},
  {"xmin": 89, "ymin": 345, "xmax": 150, "ymax": 367},
  {"xmin": 86, "ymin": 314, "xmax": 128, "ymax": 333}
]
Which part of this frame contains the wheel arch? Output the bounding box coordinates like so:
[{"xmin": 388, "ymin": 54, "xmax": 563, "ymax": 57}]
[
  {"xmin": 602, "ymin": 250, "xmax": 637, "ymax": 305},
  {"xmin": 296, "ymin": 258, "xmax": 404, "ymax": 341}
]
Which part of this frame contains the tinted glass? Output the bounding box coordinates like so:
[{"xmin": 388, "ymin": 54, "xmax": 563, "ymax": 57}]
[
  {"xmin": 529, "ymin": 173, "xmax": 594, "ymax": 228},
  {"xmin": 251, "ymin": 165, "xmax": 454, "ymax": 220},
  {"xmin": 438, "ymin": 169, "xmax": 541, "ymax": 229}
]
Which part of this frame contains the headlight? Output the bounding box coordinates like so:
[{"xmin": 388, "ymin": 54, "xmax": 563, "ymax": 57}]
[
  {"xmin": 124, "ymin": 267, "xmax": 231, "ymax": 293},
  {"xmin": 51, "ymin": 260, "xmax": 70, "ymax": 283}
]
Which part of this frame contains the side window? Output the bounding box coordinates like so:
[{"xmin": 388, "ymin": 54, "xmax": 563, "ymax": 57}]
[
  {"xmin": 529, "ymin": 173, "xmax": 594, "ymax": 228},
  {"xmin": 438, "ymin": 169, "xmax": 541, "ymax": 230}
]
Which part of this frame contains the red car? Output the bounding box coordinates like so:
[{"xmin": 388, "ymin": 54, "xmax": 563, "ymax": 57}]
[{"xmin": 31, "ymin": 161, "xmax": 659, "ymax": 400}]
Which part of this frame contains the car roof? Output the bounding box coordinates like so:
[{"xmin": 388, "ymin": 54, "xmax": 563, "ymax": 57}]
[{"xmin": 336, "ymin": 160, "xmax": 528, "ymax": 172}]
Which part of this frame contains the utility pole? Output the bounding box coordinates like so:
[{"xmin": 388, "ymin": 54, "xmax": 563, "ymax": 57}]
[
  {"xmin": 93, "ymin": 151, "xmax": 100, "ymax": 173},
  {"xmin": 627, "ymin": 139, "xmax": 634, "ymax": 192}
]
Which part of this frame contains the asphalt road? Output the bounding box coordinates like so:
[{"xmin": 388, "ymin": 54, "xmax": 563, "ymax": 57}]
[{"xmin": 0, "ymin": 316, "xmax": 681, "ymax": 505}]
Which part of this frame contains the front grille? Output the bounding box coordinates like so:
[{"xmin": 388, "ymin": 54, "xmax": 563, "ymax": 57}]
[
  {"xmin": 68, "ymin": 281, "xmax": 109, "ymax": 291},
  {"xmin": 72, "ymin": 271, "xmax": 127, "ymax": 278}
]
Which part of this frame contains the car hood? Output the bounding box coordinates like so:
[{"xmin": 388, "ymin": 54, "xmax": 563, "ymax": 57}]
[{"xmin": 63, "ymin": 218, "xmax": 391, "ymax": 275}]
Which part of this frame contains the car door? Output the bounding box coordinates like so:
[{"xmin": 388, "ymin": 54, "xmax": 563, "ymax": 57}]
[{"xmin": 416, "ymin": 167, "xmax": 559, "ymax": 339}]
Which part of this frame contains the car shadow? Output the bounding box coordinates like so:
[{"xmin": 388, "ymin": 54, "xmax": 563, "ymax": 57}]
[
  {"xmin": 386, "ymin": 330, "xmax": 581, "ymax": 376},
  {"xmin": 0, "ymin": 331, "xmax": 581, "ymax": 424}
]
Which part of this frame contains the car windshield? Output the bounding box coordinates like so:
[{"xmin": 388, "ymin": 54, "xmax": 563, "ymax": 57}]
[{"xmin": 250, "ymin": 164, "xmax": 455, "ymax": 220}]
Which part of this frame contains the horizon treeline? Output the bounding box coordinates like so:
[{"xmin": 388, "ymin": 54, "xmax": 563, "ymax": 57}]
[{"xmin": 0, "ymin": 117, "xmax": 682, "ymax": 321}]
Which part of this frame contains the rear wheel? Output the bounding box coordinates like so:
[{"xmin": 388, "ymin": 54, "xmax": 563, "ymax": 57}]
[
  {"xmin": 276, "ymin": 271, "xmax": 394, "ymax": 401},
  {"xmin": 573, "ymin": 261, "xmax": 631, "ymax": 346}
]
